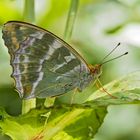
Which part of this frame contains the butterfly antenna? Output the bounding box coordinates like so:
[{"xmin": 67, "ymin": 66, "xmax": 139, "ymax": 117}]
[
  {"xmin": 100, "ymin": 42, "xmax": 121, "ymax": 63},
  {"xmin": 101, "ymin": 52, "xmax": 128, "ymax": 65}
]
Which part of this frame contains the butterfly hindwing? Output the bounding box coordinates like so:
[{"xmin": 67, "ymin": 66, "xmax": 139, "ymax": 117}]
[{"xmin": 2, "ymin": 21, "xmax": 93, "ymax": 99}]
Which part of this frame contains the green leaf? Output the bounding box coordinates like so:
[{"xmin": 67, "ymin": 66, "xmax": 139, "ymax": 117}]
[
  {"xmin": 0, "ymin": 108, "xmax": 49, "ymax": 140},
  {"xmin": 44, "ymin": 107, "xmax": 107, "ymax": 140},
  {"xmin": 63, "ymin": 107, "xmax": 107, "ymax": 140},
  {"xmin": 0, "ymin": 106, "xmax": 107, "ymax": 140},
  {"xmin": 85, "ymin": 71, "xmax": 140, "ymax": 106}
]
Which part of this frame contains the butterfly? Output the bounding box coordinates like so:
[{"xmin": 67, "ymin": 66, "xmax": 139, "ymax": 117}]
[{"xmin": 2, "ymin": 21, "xmax": 103, "ymax": 99}]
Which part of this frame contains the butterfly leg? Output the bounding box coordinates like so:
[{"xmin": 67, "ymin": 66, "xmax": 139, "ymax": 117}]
[
  {"xmin": 95, "ymin": 82, "xmax": 104, "ymax": 92},
  {"xmin": 96, "ymin": 78, "xmax": 117, "ymax": 99},
  {"xmin": 70, "ymin": 88, "xmax": 81, "ymax": 105},
  {"xmin": 45, "ymin": 97, "xmax": 56, "ymax": 107}
]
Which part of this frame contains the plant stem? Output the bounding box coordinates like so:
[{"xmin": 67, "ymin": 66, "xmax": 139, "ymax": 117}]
[
  {"xmin": 23, "ymin": 0, "xmax": 35, "ymax": 22},
  {"xmin": 64, "ymin": 0, "xmax": 79, "ymax": 40},
  {"xmin": 22, "ymin": 99, "xmax": 36, "ymax": 114},
  {"xmin": 22, "ymin": 0, "xmax": 36, "ymax": 114}
]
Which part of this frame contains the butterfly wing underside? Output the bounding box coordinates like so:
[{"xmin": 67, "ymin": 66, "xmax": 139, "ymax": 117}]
[{"xmin": 2, "ymin": 21, "xmax": 93, "ymax": 99}]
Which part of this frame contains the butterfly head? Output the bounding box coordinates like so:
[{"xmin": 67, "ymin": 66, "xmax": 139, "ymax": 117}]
[{"xmin": 88, "ymin": 64, "xmax": 102, "ymax": 78}]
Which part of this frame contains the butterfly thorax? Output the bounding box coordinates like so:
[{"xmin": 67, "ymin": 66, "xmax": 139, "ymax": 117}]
[{"xmin": 88, "ymin": 64, "xmax": 102, "ymax": 78}]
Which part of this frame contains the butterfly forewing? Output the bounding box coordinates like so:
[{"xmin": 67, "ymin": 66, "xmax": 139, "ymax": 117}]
[{"xmin": 2, "ymin": 21, "xmax": 94, "ymax": 99}]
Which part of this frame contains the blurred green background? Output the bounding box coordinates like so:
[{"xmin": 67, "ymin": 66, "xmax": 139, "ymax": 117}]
[{"xmin": 0, "ymin": 0, "xmax": 140, "ymax": 140}]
